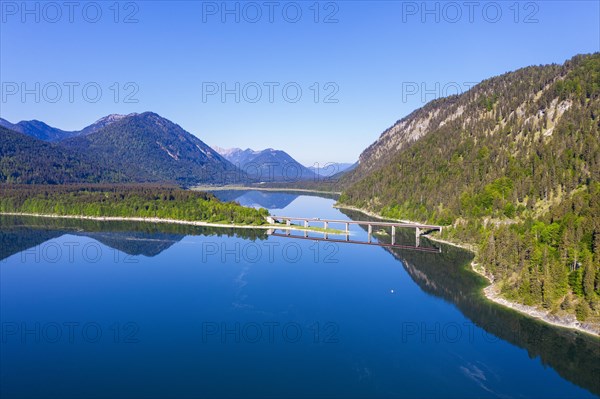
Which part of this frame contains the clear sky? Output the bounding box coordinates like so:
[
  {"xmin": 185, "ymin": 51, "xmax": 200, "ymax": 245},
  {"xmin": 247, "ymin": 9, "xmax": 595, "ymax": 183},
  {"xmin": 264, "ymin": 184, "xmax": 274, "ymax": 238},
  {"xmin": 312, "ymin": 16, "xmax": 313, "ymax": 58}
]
[{"xmin": 1, "ymin": 0, "xmax": 598, "ymax": 165}]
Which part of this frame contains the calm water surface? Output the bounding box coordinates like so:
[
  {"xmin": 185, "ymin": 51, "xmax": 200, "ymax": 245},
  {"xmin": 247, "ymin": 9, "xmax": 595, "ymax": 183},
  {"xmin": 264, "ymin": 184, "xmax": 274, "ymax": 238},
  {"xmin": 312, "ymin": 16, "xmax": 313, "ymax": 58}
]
[{"xmin": 1, "ymin": 191, "xmax": 598, "ymax": 398}]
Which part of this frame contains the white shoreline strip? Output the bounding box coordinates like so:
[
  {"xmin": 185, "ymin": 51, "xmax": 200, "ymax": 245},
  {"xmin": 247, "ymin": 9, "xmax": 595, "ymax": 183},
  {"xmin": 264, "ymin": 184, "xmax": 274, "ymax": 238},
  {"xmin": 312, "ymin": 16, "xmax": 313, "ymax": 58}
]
[
  {"xmin": 192, "ymin": 186, "xmax": 342, "ymax": 195},
  {"xmin": 0, "ymin": 212, "xmax": 273, "ymax": 229},
  {"xmin": 0, "ymin": 212, "xmax": 346, "ymax": 234},
  {"xmin": 333, "ymin": 204, "xmax": 600, "ymax": 337}
]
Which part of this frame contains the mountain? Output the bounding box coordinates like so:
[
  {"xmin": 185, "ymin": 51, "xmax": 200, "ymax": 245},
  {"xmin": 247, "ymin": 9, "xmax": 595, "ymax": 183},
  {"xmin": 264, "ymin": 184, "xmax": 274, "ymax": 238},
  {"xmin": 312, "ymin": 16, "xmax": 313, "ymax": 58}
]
[
  {"xmin": 77, "ymin": 113, "xmax": 135, "ymax": 136},
  {"xmin": 341, "ymin": 53, "xmax": 599, "ymax": 220},
  {"xmin": 61, "ymin": 112, "xmax": 241, "ymax": 185},
  {"xmin": 0, "ymin": 118, "xmax": 80, "ymax": 142},
  {"xmin": 0, "ymin": 113, "xmax": 133, "ymax": 142},
  {"xmin": 214, "ymin": 147, "xmax": 317, "ymax": 182},
  {"xmin": 213, "ymin": 147, "xmax": 257, "ymax": 167},
  {"xmin": 339, "ymin": 53, "xmax": 600, "ymax": 322},
  {"xmin": 308, "ymin": 162, "xmax": 356, "ymax": 177},
  {"xmin": 0, "ymin": 126, "xmax": 126, "ymax": 184}
]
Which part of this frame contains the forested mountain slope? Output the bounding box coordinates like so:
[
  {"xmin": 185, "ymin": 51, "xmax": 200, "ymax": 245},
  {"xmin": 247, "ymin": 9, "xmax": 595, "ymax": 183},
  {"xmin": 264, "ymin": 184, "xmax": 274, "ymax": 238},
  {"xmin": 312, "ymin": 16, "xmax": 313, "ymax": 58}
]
[
  {"xmin": 61, "ymin": 112, "xmax": 241, "ymax": 185},
  {"xmin": 339, "ymin": 53, "xmax": 600, "ymax": 323},
  {"xmin": 0, "ymin": 118, "xmax": 81, "ymax": 142},
  {"xmin": 0, "ymin": 126, "xmax": 127, "ymax": 184}
]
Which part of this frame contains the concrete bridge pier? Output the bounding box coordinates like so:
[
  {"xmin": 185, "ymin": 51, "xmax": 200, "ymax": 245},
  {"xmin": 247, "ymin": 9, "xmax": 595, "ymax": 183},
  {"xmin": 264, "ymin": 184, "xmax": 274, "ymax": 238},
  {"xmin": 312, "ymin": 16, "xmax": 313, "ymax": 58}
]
[{"xmin": 269, "ymin": 215, "xmax": 442, "ymax": 251}]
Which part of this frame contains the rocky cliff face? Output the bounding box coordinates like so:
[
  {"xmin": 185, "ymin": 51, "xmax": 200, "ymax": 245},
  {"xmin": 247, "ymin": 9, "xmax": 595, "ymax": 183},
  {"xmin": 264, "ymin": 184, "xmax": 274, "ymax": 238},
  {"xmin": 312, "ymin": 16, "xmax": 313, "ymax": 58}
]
[{"xmin": 346, "ymin": 57, "xmax": 576, "ymax": 183}]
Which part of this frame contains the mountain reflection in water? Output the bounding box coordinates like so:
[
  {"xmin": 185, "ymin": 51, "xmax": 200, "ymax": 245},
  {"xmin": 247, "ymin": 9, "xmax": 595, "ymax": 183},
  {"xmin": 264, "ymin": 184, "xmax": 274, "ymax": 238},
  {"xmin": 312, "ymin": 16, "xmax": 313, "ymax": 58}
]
[
  {"xmin": 0, "ymin": 215, "xmax": 268, "ymax": 261},
  {"xmin": 337, "ymin": 208, "xmax": 600, "ymax": 396}
]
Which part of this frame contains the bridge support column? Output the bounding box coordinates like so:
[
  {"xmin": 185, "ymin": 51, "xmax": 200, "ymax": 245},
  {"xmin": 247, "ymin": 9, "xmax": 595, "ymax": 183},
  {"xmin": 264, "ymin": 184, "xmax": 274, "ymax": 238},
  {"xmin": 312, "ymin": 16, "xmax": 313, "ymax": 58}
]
[
  {"xmin": 391, "ymin": 226, "xmax": 396, "ymax": 245},
  {"xmin": 345, "ymin": 223, "xmax": 349, "ymax": 233},
  {"xmin": 415, "ymin": 227, "xmax": 420, "ymax": 247},
  {"xmin": 368, "ymin": 224, "xmax": 372, "ymax": 243},
  {"xmin": 304, "ymin": 220, "xmax": 308, "ymax": 228}
]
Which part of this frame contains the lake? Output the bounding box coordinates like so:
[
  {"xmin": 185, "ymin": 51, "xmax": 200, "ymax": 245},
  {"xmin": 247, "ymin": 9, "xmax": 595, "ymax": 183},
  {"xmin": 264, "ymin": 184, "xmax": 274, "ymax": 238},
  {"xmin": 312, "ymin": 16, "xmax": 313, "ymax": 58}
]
[{"xmin": 1, "ymin": 191, "xmax": 598, "ymax": 398}]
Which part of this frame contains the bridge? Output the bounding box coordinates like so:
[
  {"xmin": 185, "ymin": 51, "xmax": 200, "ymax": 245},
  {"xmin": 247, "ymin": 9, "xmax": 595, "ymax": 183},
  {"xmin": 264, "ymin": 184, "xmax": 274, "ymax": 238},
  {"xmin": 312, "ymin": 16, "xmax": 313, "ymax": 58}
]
[{"xmin": 267, "ymin": 216, "xmax": 442, "ymax": 252}]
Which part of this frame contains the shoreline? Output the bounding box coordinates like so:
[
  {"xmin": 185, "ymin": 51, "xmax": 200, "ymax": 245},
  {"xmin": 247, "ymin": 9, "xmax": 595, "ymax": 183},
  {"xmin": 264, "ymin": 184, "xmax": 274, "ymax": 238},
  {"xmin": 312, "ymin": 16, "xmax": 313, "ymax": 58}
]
[
  {"xmin": 192, "ymin": 185, "xmax": 341, "ymax": 196},
  {"xmin": 333, "ymin": 203, "xmax": 600, "ymax": 337},
  {"xmin": 0, "ymin": 212, "xmax": 345, "ymax": 235}
]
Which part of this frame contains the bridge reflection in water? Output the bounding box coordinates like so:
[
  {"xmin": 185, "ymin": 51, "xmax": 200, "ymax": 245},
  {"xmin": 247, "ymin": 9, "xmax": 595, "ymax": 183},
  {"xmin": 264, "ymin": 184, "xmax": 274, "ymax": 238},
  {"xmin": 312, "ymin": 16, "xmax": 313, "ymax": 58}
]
[{"xmin": 267, "ymin": 216, "xmax": 443, "ymax": 253}]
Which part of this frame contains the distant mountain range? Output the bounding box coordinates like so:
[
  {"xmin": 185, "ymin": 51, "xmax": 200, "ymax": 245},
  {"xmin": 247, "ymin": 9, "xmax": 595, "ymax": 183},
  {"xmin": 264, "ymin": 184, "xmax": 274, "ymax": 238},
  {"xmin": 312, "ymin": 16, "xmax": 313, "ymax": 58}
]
[
  {"xmin": 1, "ymin": 112, "xmax": 354, "ymax": 186},
  {"xmin": 214, "ymin": 147, "xmax": 318, "ymax": 182},
  {"xmin": 308, "ymin": 162, "xmax": 356, "ymax": 177}
]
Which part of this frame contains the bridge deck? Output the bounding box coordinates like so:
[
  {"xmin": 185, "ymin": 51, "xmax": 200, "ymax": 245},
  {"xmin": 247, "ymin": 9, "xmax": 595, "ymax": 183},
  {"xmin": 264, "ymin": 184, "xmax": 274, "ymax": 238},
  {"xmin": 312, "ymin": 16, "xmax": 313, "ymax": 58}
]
[
  {"xmin": 270, "ymin": 216, "xmax": 442, "ymax": 231},
  {"xmin": 268, "ymin": 215, "xmax": 443, "ymax": 252}
]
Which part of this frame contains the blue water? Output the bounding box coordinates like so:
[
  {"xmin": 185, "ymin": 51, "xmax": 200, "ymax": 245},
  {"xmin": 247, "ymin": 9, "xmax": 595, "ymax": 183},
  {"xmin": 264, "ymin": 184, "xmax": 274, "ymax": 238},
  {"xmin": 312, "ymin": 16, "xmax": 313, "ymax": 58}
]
[{"xmin": 1, "ymin": 192, "xmax": 598, "ymax": 398}]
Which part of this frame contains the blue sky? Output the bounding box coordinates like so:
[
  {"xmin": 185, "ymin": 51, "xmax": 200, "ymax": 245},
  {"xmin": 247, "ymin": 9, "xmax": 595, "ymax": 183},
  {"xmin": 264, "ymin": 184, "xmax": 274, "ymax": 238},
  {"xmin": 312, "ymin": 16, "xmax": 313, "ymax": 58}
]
[{"xmin": 1, "ymin": 0, "xmax": 598, "ymax": 164}]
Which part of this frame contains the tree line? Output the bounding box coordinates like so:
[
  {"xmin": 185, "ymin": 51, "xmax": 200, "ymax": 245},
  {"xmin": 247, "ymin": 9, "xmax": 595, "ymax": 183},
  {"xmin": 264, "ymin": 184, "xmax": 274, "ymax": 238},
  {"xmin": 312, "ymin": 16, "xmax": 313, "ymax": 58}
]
[{"xmin": 0, "ymin": 185, "xmax": 270, "ymax": 226}]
